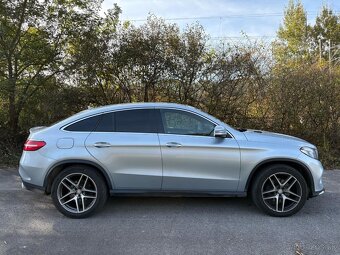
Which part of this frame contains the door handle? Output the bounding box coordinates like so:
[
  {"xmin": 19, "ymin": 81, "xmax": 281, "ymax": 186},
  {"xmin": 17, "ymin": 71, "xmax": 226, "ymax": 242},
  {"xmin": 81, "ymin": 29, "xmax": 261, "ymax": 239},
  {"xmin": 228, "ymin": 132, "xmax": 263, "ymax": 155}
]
[
  {"xmin": 166, "ymin": 142, "xmax": 182, "ymax": 148},
  {"xmin": 93, "ymin": 142, "xmax": 111, "ymax": 148}
]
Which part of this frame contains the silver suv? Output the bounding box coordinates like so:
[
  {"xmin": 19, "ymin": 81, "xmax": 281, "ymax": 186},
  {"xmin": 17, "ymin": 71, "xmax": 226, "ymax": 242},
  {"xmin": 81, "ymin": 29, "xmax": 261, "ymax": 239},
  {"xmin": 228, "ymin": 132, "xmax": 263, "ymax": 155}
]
[{"xmin": 19, "ymin": 103, "xmax": 324, "ymax": 218}]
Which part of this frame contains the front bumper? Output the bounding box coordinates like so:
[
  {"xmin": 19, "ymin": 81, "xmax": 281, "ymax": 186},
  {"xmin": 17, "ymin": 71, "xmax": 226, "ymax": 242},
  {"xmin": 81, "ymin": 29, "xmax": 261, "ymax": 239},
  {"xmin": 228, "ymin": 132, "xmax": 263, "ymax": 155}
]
[
  {"xmin": 311, "ymin": 188, "xmax": 325, "ymax": 197},
  {"xmin": 297, "ymin": 153, "xmax": 324, "ymax": 196}
]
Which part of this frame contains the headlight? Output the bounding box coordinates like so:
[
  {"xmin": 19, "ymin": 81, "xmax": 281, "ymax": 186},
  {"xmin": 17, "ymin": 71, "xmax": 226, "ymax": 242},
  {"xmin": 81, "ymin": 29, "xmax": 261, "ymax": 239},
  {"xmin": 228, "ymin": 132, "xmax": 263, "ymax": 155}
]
[{"xmin": 300, "ymin": 146, "xmax": 318, "ymax": 159}]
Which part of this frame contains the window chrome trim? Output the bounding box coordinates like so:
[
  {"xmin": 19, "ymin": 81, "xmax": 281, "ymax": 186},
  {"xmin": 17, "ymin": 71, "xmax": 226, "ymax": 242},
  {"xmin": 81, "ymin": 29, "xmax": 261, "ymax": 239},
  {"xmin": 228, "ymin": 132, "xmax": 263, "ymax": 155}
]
[{"xmin": 60, "ymin": 105, "xmax": 234, "ymax": 139}]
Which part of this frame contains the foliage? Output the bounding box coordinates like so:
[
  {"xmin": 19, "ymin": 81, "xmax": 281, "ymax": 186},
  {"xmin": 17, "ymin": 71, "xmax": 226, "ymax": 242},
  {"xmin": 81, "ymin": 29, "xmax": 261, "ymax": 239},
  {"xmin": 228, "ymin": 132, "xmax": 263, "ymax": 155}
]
[
  {"xmin": 0, "ymin": 0, "xmax": 339, "ymax": 168},
  {"xmin": 311, "ymin": 6, "xmax": 340, "ymax": 61},
  {"xmin": 0, "ymin": 0, "xmax": 107, "ymax": 136},
  {"xmin": 273, "ymin": 0, "xmax": 311, "ymax": 63}
]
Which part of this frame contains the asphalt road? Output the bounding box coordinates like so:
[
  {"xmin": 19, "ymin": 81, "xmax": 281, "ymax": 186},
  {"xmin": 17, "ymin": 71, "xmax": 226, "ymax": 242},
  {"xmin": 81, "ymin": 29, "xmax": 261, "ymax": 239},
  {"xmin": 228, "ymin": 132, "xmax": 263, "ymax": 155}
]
[{"xmin": 0, "ymin": 168, "xmax": 339, "ymax": 255}]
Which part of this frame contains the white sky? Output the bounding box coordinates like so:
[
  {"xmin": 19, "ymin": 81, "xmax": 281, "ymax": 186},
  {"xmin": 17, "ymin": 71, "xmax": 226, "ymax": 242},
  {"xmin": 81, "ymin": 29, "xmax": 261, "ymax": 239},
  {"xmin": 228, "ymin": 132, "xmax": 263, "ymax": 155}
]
[{"xmin": 102, "ymin": 0, "xmax": 340, "ymax": 40}]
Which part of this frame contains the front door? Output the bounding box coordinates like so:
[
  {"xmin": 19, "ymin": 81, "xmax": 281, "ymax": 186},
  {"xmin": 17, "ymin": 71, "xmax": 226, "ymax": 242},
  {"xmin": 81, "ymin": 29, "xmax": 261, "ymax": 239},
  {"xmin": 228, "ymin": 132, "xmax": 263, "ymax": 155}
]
[{"xmin": 158, "ymin": 109, "xmax": 240, "ymax": 191}]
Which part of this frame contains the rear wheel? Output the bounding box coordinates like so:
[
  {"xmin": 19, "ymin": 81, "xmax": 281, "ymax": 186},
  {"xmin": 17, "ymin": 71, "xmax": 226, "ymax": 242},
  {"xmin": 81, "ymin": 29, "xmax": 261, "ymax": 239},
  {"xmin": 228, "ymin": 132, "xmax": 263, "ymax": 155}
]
[
  {"xmin": 51, "ymin": 165, "xmax": 108, "ymax": 218},
  {"xmin": 251, "ymin": 164, "xmax": 308, "ymax": 217}
]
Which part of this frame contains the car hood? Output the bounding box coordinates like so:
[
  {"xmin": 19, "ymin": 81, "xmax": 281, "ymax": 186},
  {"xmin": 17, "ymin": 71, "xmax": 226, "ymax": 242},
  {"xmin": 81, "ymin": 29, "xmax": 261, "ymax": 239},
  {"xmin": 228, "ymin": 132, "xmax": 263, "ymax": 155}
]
[{"xmin": 242, "ymin": 129, "xmax": 314, "ymax": 147}]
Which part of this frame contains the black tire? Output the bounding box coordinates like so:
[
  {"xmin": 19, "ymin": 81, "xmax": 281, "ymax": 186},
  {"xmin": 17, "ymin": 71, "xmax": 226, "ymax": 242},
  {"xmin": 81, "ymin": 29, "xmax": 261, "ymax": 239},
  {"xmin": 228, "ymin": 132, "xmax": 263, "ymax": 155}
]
[
  {"xmin": 51, "ymin": 165, "xmax": 108, "ymax": 218},
  {"xmin": 251, "ymin": 164, "xmax": 308, "ymax": 217}
]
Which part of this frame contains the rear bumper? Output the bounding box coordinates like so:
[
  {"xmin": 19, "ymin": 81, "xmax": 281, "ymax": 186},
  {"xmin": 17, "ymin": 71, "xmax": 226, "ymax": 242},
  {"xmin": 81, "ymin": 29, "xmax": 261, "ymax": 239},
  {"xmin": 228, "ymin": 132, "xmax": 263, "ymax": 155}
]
[
  {"xmin": 19, "ymin": 151, "xmax": 55, "ymax": 188},
  {"xmin": 21, "ymin": 180, "xmax": 45, "ymax": 193}
]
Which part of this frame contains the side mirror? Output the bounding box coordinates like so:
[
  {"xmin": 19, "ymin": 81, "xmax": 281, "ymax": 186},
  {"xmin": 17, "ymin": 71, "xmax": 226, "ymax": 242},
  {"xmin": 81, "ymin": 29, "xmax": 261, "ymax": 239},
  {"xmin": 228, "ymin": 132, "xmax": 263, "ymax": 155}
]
[{"xmin": 214, "ymin": 125, "xmax": 228, "ymax": 138}]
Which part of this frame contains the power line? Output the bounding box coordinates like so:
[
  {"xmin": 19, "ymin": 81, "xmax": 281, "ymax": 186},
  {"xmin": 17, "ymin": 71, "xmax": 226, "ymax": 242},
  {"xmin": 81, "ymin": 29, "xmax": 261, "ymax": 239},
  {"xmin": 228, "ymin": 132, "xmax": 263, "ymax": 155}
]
[
  {"xmin": 121, "ymin": 10, "xmax": 340, "ymax": 43},
  {"xmin": 210, "ymin": 36, "xmax": 276, "ymax": 40},
  {"xmin": 123, "ymin": 11, "xmax": 339, "ymax": 22},
  {"xmin": 126, "ymin": 13, "xmax": 284, "ymax": 22}
]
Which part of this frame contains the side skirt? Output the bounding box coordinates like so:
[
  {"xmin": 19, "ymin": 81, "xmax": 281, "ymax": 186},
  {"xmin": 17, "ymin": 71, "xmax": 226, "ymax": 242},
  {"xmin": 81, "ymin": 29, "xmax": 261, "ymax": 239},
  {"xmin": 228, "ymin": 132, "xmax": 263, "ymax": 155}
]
[{"xmin": 109, "ymin": 189, "xmax": 247, "ymax": 197}]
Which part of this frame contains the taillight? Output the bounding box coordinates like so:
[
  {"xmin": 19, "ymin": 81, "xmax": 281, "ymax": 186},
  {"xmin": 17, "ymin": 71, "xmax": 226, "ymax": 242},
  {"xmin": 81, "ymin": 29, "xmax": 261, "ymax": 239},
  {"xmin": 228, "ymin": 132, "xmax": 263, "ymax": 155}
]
[{"xmin": 23, "ymin": 140, "xmax": 46, "ymax": 151}]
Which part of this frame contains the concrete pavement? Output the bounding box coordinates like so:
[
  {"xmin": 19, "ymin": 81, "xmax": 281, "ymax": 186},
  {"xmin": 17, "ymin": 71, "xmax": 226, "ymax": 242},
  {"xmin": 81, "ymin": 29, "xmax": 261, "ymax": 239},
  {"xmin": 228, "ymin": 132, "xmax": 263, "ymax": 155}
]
[{"xmin": 0, "ymin": 168, "xmax": 339, "ymax": 255}]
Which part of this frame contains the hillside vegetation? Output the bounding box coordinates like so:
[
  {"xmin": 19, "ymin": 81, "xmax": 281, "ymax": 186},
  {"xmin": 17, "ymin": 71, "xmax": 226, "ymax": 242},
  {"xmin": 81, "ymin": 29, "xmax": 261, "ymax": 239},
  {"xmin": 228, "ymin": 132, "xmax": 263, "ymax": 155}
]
[{"xmin": 0, "ymin": 0, "xmax": 339, "ymax": 167}]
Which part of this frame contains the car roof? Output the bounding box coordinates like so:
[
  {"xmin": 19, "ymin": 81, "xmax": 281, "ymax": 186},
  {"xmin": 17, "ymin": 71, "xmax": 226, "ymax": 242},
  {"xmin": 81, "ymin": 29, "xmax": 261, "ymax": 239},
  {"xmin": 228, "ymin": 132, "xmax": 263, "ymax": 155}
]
[
  {"xmin": 89, "ymin": 102, "xmax": 194, "ymax": 112},
  {"xmin": 53, "ymin": 102, "xmax": 202, "ymax": 128}
]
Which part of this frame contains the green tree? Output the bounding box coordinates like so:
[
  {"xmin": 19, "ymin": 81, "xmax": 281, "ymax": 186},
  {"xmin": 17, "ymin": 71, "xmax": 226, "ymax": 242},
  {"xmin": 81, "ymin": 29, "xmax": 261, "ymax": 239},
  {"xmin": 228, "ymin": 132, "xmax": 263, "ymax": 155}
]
[
  {"xmin": 311, "ymin": 6, "xmax": 340, "ymax": 62},
  {"xmin": 117, "ymin": 16, "xmax": 179, "ymax": 102},
  {"xmin": 273, "ymin": 0, "xmax": 309, "ymax": 62},
  {"xmin": 165, "ymin": 23, "xmax": 208, "ymax": 105},
  {"xmin": 71, "ymin": 4, "xmax": 122, "ymax": 105},
  {"xmin": 0, "ymin": 0, "xmax": 103, "ymax": 136}
]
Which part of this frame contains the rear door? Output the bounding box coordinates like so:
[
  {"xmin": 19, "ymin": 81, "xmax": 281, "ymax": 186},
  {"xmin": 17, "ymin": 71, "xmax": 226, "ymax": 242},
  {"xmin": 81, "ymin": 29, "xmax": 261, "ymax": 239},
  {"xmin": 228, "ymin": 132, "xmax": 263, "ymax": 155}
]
[{"xmin": 85, "ymin": 108, "xmax": 163, "ymax": 190}]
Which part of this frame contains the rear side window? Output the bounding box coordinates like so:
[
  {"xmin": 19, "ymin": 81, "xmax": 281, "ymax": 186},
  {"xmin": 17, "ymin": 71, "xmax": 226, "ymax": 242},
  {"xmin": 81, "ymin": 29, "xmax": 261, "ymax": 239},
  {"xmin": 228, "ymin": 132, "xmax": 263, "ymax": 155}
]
[
  {"xmin": 95, "ymin": 113, "xmax": 115, "ymax": 132},
  {"xmin": 115, "ymin": 109, "xmax": 162, "ymax": 133},
  {"xmin": 64, "ymin": 115, "xmax": 101, "ymax": 132}
]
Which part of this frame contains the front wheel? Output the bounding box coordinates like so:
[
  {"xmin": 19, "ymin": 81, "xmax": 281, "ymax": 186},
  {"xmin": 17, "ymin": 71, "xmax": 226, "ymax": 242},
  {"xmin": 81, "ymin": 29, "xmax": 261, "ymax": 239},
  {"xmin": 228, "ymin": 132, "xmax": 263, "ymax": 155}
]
[
  {"xmin": 51, "ymin": 165, "xmax": 108, "ymax": 218},
  {"xmin": 251, "ymin": 164, "xmax": 308, "ymax": 217}
]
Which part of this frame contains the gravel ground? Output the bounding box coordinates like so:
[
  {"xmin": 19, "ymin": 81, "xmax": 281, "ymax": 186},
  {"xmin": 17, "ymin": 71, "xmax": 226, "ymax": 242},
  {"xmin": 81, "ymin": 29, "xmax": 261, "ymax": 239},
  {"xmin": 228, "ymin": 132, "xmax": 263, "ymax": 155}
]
[{"xmin": 0, "ymin": 168, "xmax": 339, "ymax": 255}]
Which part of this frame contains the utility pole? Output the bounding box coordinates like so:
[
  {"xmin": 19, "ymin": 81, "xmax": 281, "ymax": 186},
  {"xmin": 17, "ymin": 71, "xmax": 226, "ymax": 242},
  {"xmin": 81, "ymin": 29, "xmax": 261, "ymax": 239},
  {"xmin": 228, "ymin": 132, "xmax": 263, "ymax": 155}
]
[
  {"xmin": 334, "ymin": 45, "xmax": 340, "ymax": 66},
  {"xmin": 319, "ymin": 39, "xmax": 322, "ymax": 64},
  {"xmin": 328, "ymin": 39, "xmax": 331, "ymax": 72}
]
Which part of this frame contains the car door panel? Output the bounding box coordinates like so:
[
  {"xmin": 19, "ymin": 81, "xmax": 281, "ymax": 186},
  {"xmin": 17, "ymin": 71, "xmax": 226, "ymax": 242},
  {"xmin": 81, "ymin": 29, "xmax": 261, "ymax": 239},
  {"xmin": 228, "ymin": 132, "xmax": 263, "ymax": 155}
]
[
  {"xmin": 159, "ymin": 134, "xmax": 240, "ymax": 191},
  {"xmin": 86, "ymin": 132, "xmax": 162, "ymax": 189}
]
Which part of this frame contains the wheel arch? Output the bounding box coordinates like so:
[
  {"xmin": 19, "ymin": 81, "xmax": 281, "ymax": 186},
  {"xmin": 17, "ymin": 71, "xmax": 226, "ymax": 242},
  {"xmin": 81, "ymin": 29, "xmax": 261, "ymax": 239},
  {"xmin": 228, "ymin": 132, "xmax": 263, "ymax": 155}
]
[
  {"xmin": 245, "ymin": 158, "xmax": 315, "ymax": 197},
  {"xmin": 44, "ymin": 159, "xmax": 113, "ymax": 194}
]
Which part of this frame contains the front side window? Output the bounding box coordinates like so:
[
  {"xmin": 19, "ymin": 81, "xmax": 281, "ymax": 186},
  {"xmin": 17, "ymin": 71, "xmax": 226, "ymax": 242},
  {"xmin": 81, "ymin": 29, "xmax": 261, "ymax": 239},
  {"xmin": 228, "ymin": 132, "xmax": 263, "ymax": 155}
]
[{"xmin": 161, "ymin": 109, "xmax": 215, "ymax": 136}]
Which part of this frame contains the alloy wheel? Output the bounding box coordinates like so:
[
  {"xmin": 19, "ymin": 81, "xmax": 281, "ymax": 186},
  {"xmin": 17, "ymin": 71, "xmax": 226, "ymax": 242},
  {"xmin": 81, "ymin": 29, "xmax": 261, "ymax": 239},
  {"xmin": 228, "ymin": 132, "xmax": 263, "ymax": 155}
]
[
  {"xmin": 261, "ymin": 172, "xmax": 302, "ymax": 213},
  {"xmin": 57, "ymin": 173, "xmax": 98, "ymax": 214}
]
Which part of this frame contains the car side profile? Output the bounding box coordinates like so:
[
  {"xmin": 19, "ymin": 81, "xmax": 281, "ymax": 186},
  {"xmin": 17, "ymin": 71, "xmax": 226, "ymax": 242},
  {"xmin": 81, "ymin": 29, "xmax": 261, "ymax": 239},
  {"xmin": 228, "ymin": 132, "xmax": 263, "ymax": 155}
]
[{"xmin": 19, "ymin": 103, "xmax": 324, "ymax": 218}]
